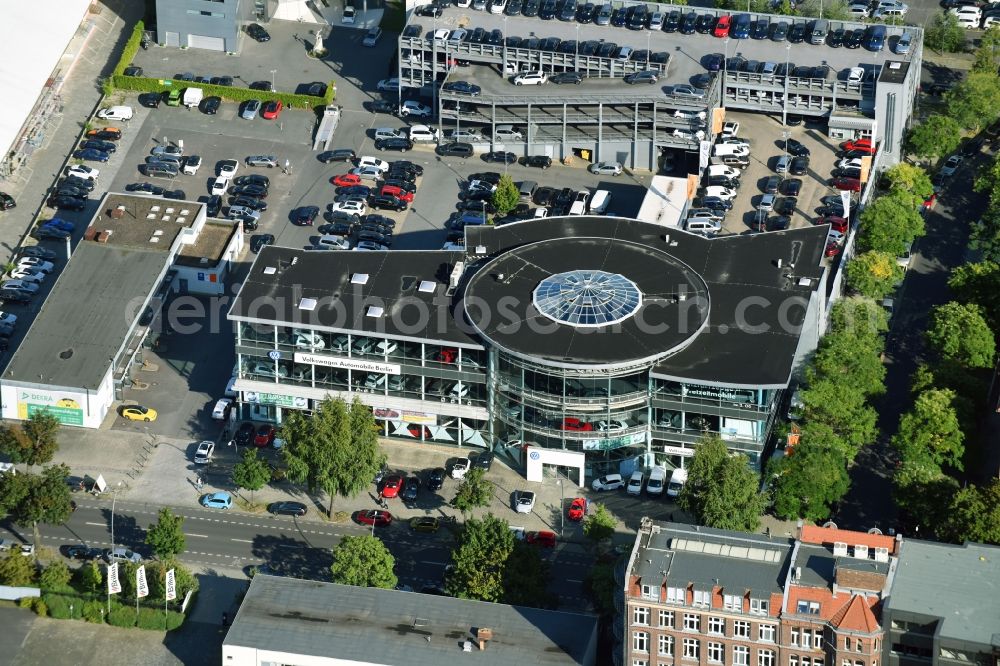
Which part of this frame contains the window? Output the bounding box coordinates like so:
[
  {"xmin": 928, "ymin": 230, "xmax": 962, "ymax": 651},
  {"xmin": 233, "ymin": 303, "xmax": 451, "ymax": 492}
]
[
  {"xmin": 814, "ymin": 631, "xmax": 823, "ymax": 649},
  {"xmin": 642, "ymin": 585, "xmax": 659, "ymax": 601},
  {"xmin": 693, "ymin": 589, "xmax": 711, "ymax": 607},
  {"xmin": 796, "ymin": 601, "xmax": 820, "ymax": 615},
  {"xmin": 684, "ymin": 614, "xmax": 701, "ymax": 631},
  {"xmin": 634, "ymin": 632, "xmax": 650, "ymax": 653},
  {"xmin": 683, "ymin": 638, "xmax": 700, "ymax": 660},
  {"xmin": 724, "ymin": 594, "xmax": 743, "ymax": 612},
  {"xmin": 660, "ymin": 635, "xmax": 675, "ymax": 657},
  {"xmin": 659, "ymin": 610, "xmax": 675, "ymax": 628},
  {"xmin": 668, "ymin": 587, "xmax": 686, "ymax": 604},
  {"xmin": 843, "ymin": 660, "xmax": 852, "ymax": 666},
  {"xmin": 633, "ymin": 661, "xmax": 648, "ymax": 666},
  {"xmin": 845, "ymin": 638, "xmax": 852, "ymax": 652},
  {"xmin": 791, "ymin": 629, "xmax": 800, "ymax": 647},
  {"xmin": 758, "ymin": 650, "xmax": 775, "ymax": 666},
  {"xmin": 750, "ymin": 598, "xmax": 769, "ymax": 615},
  {"xmin": 634, "ymin": 607, "xmax": 650, "ymax": 626},
  {"xmin": 790, "ymin": 656, "xmax": 799, "ymax": 666},
  {"xmin": 759, "ymin": 624, "xmax": 775, "ymax": 643},
  {"xmin": 708, "ymin": 616, "xmax": 725, "ymax": 635},
  {"xmin": 734, "ymin": 620, "xmax": 750, "ymax": 639},
  {"xmin": 857, "ymin": 640, "xmax": 865, "ymax": 653},
  {"xmin": 734, "ymin": 646, "xmax": 750, "ymax": 666},
  {"xmin": 709, "ymin": 642, "xmax": 725, "ymax": 664}
]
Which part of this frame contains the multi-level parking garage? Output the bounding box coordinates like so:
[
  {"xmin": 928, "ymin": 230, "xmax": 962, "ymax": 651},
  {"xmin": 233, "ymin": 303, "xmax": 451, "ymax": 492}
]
[{"xmin": 395, "ymin": 2, "xmax": 921, "ymax": 169}]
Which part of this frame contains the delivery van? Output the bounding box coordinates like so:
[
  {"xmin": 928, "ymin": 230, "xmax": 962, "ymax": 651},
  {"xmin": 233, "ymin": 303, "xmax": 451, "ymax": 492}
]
[
  {"xmin": 646, "ymin": 467, "xmax": 666, "ymax": 496},
  {"xmin": 666, "ymin": 468, "xmax": 688, "ymax": 498}
]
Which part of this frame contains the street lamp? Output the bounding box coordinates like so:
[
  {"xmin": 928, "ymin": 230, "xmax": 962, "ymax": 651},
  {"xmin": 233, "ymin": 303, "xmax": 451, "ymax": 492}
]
[
  {"xmin": 108, "ymin": 480, "xmax": 123, "ymax": 614},
  {"xmin": 557, "ymin": 478, "xmax": 564, "ymax": 535},
  {"xmin": 269, "ymin": 69, "xmax": 277, "ymax": 92},
  {"xmin": 782, "ymin": 43, "xmax": 790, "ymax": 126},
  {"xmin": 723, "ymin": 37, "xmax": 730, "ymax": 108}
]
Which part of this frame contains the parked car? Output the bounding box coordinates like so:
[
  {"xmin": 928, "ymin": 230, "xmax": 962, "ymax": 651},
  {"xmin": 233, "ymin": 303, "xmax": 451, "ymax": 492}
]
[
  {"xmin": 269, "ymin": 501, "xmax": 307, "ymax": 516},
  {"xmin": 200, "ymin": 492, "xmax": 233, "ymax": 510}
]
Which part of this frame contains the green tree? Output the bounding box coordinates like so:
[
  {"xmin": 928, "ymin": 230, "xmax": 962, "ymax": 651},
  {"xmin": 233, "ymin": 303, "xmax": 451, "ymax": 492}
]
[
  {"xmin": 892, "ymin": 389, "xmax": 965, "ymax": 471},
  {"xmin": 0, "ymin": 412, "xmax": 60, "ymax": 469},
  {"xmin": 971, "ymin": 26, "xmax": 1000, "ymax": 73},
  {"xmin": 970, "ymin": 207, "xmax": 1000, "ymax": 263},
  {"xmin": 446, "ymin": 514, "xmax": 515, "ymax": 602},
  {"xmin": 771, "ymin": 440, "xmax": 850, "ymax": 521},
  {"xmin": 829, "ymin": 296, "xmax": 889, "ymax": 339},
  {"xmin": 330, "ymin": 535, "xmax": 398, "ymax": 589},
  {"xmin": 948, "ymin": 261, "xmax": 1000, "ymax": 332},
  {"xmin": 39, "ymin": 560, "xmax": 72, "ymax": 590},
  {"xmin": 926, "ymin": 301, "xmax": 996, "ymax": 368},
  {"xmin": 0, "ymin": 551, "xmax": 36, "ymax": 586},
  {"xmin": 941, "ymin": 480, "xmax": 1000, "ymax": 545},
  {"xmin": 906, "ymin": 115, "xmax": 963, "ymax": 160},
  {"xmin": 892, "ymin": 468, "xmax": 959, "ymax": 536},
  {"xmin": 585, "ymin": 562, "xmax": 618, "ymax": 617},
  {"xmin": 924, "ymin": 11, "xmax": 967, "ymax": 53},
  {"xmin": 882, "ymin": 163, "xmax": 934, "ymax": 200},
  {"xmin": 857, "ymin": 194, "xmax": 925, "ymax": 256},
  {"xmin": 974, "ymin": 155, "xmax": 1000, "ymax": 209},
  {"xmin": 280, "ymin": 397, "xmax": 386, "ymax": 516},
  {"xmin": 0, "ymin": 464, "xmax": 74, "ymax": 549},
  {"xmin": 76, "ymin": 560, "xmax": 103, "ymax": 593},
  {"xmin": 145, "ymin": 507, "xmax": 186, "ymax": 559},
  {"xmin": 503, "ymin": 542, "xmax": 555, "ymax": 608},
  {"xmin": 799, "ymin": 379, "xmax": 878, "ymax": 459},
  {"xmin": 146, "ymin": 558, "xmax": 199, "ymax": 601},
  {"xmin": 944, "ymin": 71, "xmax": 1000, "ymax": 132},
  {"xmin": 679, "ymin": 436, "xmax": 766, "ymax": 531},
  {"xmin": 452, "ymin": 466, "xmax": 493, "ymax": 515},
  {"xmin": 846, "ymin": 251, "xmax": 904, "ymax": 300},
  {"xmin": 491, "ymin": 174, "xmax": 520, "ymax": 217},
  {"xmin": 583, "ymin": 503, "xmax": 617, "ymax": 543},
  {"xmin": 231, "ymin": 447, "xmax": 271, "ymax": 504}
]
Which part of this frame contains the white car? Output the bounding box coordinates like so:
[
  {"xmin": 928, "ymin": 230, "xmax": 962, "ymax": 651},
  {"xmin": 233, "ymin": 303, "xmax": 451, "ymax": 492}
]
[
  {"xmin": 598, "ymin": 419, "xmax": 629, "ymax": 432},
  {"xmin": 490, "ymin": 0, "xmax": 507, "ymax": 13},
  {"xmin": 331, "ymin": 200, "xmax": 367, "ymax": 215},
  {"xmin": 375, "ymin": 340, "xmax": 398, "ymax": 355},
  {"xmin": 847, "ymin": 2, "xmax": 870, "ymax": 16},
  {"xmin": 354, "ymin": 241, "xmax": 388, "ymax": 251},
  {"xmin": 828, "ymin": 229, "xmax": 846, "ymax": 245},
  {"xmin": 847, "ymin": 67, "xmax": 865, "ymax": 84},
  {"xmin": 377, "ymin": 78, "xmax": 399, "ymax": 92},
  {"xmin": 211, "ymin": 398, "xmax": 232, "ymax": 420},
  {"xmin": 673, "ymin": 129, "xmax": 706, "ymax": 140},
  {"xmin": 954, "ymin": 13, "xmax": 981, "ymax": 27},
  {"xmin": 182, "ymin": 155, "xmax": 202, "ymax": 176},
  {"xmin": 8, "ymin": 268, "xmax": 44, "ymax": 283},
  {"xmin": 374, "ymin": 127, "xmax": 405, "ymax": 141},
  {"xmin": 432, "ymin": 27, "xmax": 451, "ymax": 42},
  {"xmin": 513, "ymin": 71, "xmax": 547, "ymax": 85},
  {"xmin": 941, "ymin": 155, "xmax": 963, "ymax": 176},
  {"xmin": 514, "ymin": 490, "xmax": 536, "ymax": 514},
  {"xmin": 3, "ymin": 279, "xmax": 39, "ymax": 293},
  {"xmin": 703, "ymin": 186, "xmax": 737, "ymax": 200},
  {"xmin": 0, "ymin": 312, "xmax": 18, "ymax": 326},
  {"xmin": 720, "ymin": 121, "xmax": 739, "ymax": 138},
  {"xmin": 408, "ymin": 124, "xmax": 438, "ymax": 141},
  {"xmin": 349, "ymin": 166, "xmax": 383, "ymax": 181},
  {"xmin": 96, "ymin": 106, "xmax": 133, "ymax": 121},
  {"xmin": 588, "ymin": 161, "xmax": 623, "ymax": 176},
  {"xmin": 218, "ymin": 159, "xmax": 239, "ymax": 178},
  {"xmin": 837, "ymin": 157, "xmax": 864, "ymax": 170},
  {"xmin": 673, "ymin": 109, "xmax": 707, "ymax": 121},
  {"xmin": 316, "ymin": 234, "xmax": 351, "ymax": 250},
  {"xmin": 151, "ymin": 145, "xmax": 184, "ymax": 159},
  {"xmin": 342, "ymin": 5, "xmax": 355, "ymax": 23},
  {"xmin": 17, "ymin": 258, "xmax": 54, "ymax": 273},
  {"xmin": 194, "ymin": 440, "xmax": 215, "ymax": 464},
  {"xmin": 400, "ymin": 100, "xmax": 433, "ymax": 118},
  {"xmin": 357, "ymin": 156, "xmax": 390, "ymax": 172},
  {"xmin": 450, "ymin": 458, "xmax": 471, "ymax": 479},
  {"xmin": 210, "ymin": 177, "xmax": 229, "ymax": 196},
  {"xmin": 67, "ymin": 165, "xmax": 99, "ymax": 180}
]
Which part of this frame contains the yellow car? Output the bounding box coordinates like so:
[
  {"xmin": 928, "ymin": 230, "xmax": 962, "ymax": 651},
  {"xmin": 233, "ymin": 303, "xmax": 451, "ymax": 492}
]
[{"xmin": 121, "ymin": 405, "xmax": 157, "ymax": 422}]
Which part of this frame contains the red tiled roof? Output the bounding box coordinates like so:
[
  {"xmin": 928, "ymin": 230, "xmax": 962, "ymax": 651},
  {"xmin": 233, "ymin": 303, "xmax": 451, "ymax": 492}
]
[
  {"xmin": 829, "ymin": 595, "xmax": 880, "ymax": 633},
  {"xmin": 799, "ymin": 525, "xmax": 898, "ymax": 555}
]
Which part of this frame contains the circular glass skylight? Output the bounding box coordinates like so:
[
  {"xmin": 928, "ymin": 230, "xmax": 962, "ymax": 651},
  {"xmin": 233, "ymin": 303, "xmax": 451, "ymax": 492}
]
[{"xmin": 533, "ymin": 270, "xmax": 642, "ymax": 328}]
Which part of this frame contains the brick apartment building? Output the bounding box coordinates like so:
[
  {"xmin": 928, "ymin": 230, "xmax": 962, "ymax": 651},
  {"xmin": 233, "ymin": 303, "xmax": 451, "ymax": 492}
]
[{"xmin": 620, "ymin": 520, "xmax": 900, "ymax": 666}]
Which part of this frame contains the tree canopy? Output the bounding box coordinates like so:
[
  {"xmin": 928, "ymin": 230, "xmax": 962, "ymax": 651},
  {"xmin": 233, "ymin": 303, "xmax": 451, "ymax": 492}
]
[
  {"xmin": 856, "ymin": 194, "xmax": 925, "ymax": 256},
  {"xmin": 891, "ymin": 389, "xmax": 965, "ymax": 472},
  {"xmin": 941, "ymin": 480, "xmax": 1000, "ymax": 545},
  {"xmin": 771, "ymin": 439, "xmax": 851, "ymax": 521},
  {"xmin": 679, "ymin": 436, "xmax": 766, "ymax": 531},
  {"xmin": 882, "ymin": 163, "xmax": 934, "ymax": 200},
  {"xmin": 330, "ymin": 535, "xmax": 398, "ymax": 589},
  {"xmin": 583, "ymin": 502, "xmax": 617, "ymax": 543},
  {"xmin": 503, "ymin": 542, "xmax": 556, "ymax": 608},
  {"xmin": 906, "ymin": 115, "xmax": 962, "ymax": 160},
  {"xmin": 446, "ymin": 514, "xmax": 515, "ymax": 602},
  {"xmin": 948, "ymin": 261, "xmax": 1000, "ymax": 330},
  {"xmin": 0, "ymin": 412, "xmax": 60, "ymax": 468},
  {"xmin": 491, "ymin": 174, "xmax": 520, "ymax": 217},
  {"xmin": 846, "ymin": 251, "xmax": 904, "ymax": 300},
  {"xmin": 0, "ymin": 463, "xmax": 74, "ymax": 547},
  {"xmin": 231, "ymin": 447, "xmax": 271, "ymax": 503},
  {"xmin": 145, "ymin": 507, "xmax": 186, "ymax": 559},
  {"xmin": 926, "ymin": 301, "xmax": 996, "ymax": 368},
  {"xmin": 923, "ymin": 11, "xmax": 967, "ymax": 52},
  {"xmin": 452, "ymin": 466, "xmax": 493, "ymax": 515},
  {"xmin": 944, "ymin": 71, "xmax": 1000, "ymax": 132}
]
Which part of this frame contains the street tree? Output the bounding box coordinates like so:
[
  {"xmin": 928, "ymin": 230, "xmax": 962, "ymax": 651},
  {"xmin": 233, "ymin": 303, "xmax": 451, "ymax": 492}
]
[
  {"xmin": 39, "ymin": 560, "xmax": 72, "ymax": 590},
  {"xmin": 583, "ymin": 503, "xmax": 617, "ymax": 544},
  {"xmin": 503, "ymin": 542, "xmax": 555, "ymax": 608},
  {"xmin": 231, "ymin": 447, "xmax": 271, "ymax": 504},
  {"xmin": 923, "ymin": 11, "xmax": 967, "ymax": 52},
  {"xmin": 280, "ymin": 397, "xmax": 386, "ymax": 516},
  {"xmin": 948, "ymin": 261, "xmax": 1000, "ymax": 327},
  {"xmin": 76, "ymin": 560, "xmax": 103, "ymax": 593},
  {"xmin": 926, "ymin": 301, "xmax": 996, "ymax": 368},
  {"xmin": 974, "ymin": 152, "xmax": 1000, "ymax": 206},
  {"xmin": 0, "ymin": 463, "xmax": 73, "ymax": 548},
  {"xmin": 585, "ymin": 562, "xmax": 618, "ymax": 617},
  {"xmin": 969, "ymin": 207, "xmax": 1000, "ymax": 263},
  {"xmin": 452, "ymin": 466, "xmax": 493, "ymax": 515},
  {"xmin": 906, "ymin": 115, "xmax": 962, "ymax": 160},
  {"xmin": 771, "ymin": 440, "xmax": 851, "ymax": 521},
  {"xmin": 680, "ymin": 436, "xmax": 766, "ymax": 531},
  {"xmin": 0, "ymin": 551, "xmax": 36, "ymax": 586},
  {"xmin": 944, "ymin": 71, "xmax": 1000, "ymax": 132},
  {"xmin": 882, "ymin": 163, "xmax": 934, "ymax": 200},
  {"xmin": 942, "ymin": 480, "xmax": 1000, "ymax": 545},
  {"xmin": 446, "ymin": 514, "xmax": 515, "ymax": 602},
  {"xmin": 799, "ymin": 379, "xmax": 878, "ymax": 459},
  {"xmin": 972, "ymin": 26, "xmax": 1000, "ymax": 73},
  {"xmin": 846, "ymin": 251, "xmax": 904, "ymax": 300},
  {"xmin": 857, "ymin": 194, "xmax": 925, "ymax": 256},
  {"xmin": 145, "ymin": 507, "xmax": 186, "ymax": 559},
  {"xmin": 892, "ymin": 466, "xmax": 958, "ymax": 535},
  {"xmin": 829, "ymin": 295, "xmax": 889, "ymax": 339},
  {"xmin": 0, "ymin": 411, "xmax": 60, "ymax": 469},
  {"xmin": 892, "ymin": 389, "xmax": 965, "ymax": 471},
  {"xmin": 491, "ymin": 174, "xmax": 520, "ymax": 217},
  {"xmin": 330, "ymin": 535, "xmax": 398, "ymax": 589}
]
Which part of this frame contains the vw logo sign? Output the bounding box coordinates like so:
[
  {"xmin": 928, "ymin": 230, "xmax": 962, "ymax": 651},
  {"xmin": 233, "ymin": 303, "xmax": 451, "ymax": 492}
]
[
  {"xmin": 267, "ymin": 350, "xmax": 281, "ymax": 361},
  {"xmin": 529, "ymin": 451, "xmax": 540, "ymax": 460}
]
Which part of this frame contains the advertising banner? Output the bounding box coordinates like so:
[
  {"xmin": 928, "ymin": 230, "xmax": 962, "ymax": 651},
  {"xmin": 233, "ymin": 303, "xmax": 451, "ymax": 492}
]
[
  {"xmin": 373, "ymin": 407, "xmax": 436, "ymax": 424},
  {"xmin": 136, "ymin": 565, "xmax": 149, "ymax": 598},
  {"xmin": 243, "ymin": 392, "xmax": 308, "ymax": 409},
  {"xmin": 165, "ymin": 569, "xmax": 176, "ymax": 601},
  {"xmin": 294, "ymin": 352, "xmax": 401, "ymax": 376},
  {"xmin": 108, "ymin": 563, "xmax": 121, "ymax": 594},
  {"xmin": 14, "ymin": 389, "xmax": 85, "ymax": 426}
]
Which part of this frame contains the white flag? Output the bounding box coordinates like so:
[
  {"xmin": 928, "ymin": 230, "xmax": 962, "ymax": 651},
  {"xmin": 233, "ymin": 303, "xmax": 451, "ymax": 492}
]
[
  {"xmin": 136, "ymin": 565, "xmax": 149, "ymax": 599},
  {"xmin": 165, "ymin": 568, "xmax": 176, "ymax": 602},
  {"xmin": 840, "ymin": 189, "xmax": 852, "ymax": 219},
  {"xmin": 107, "ymin": 562, "xmax": 121, "ymax": 595}
]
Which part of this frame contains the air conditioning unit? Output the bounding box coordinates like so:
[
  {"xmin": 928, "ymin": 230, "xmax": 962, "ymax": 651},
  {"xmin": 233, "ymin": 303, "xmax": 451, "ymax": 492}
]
[
  {"xmin": 853, "ymin": 545, "xmax": 869, "ymax": 559},
  {"xmin": 833, "ymin": 542, "xmax": 848, "ymax": 557}
]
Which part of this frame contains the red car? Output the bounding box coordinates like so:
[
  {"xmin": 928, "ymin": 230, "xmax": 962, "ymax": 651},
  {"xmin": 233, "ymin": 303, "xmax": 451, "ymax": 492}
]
[
  {"xmin": 922, "ymin": 193, "xmax": 937, "ymax": 210},
  {"xmin": 331, "ymin": 173, "xmax": 362, "ymax": 187},
  {"xmin": 713, "ymin": 15, "xmax": 732, "ymax": 37},
  {"xmin": 567, "ymin": 497, "xmax": 588, "ymax": 522},
  {"xmin": 254, "ymin": 424, "xmax": 276, "ymax": 447},
  {"xmin": 825, "ymin": 242, "xmax": 842, "ymax": 258},
  {"xmin": 841, "ymin": 138, "xmax": 873, "ymax": 153},
  {"xmin": 437, "ymin": 348, "xmax": 458, "ymax": 363},
  {"xmin": 562, "ymin": 418, "xmax": 593, "ymax": 431},
  {"xmin": 355, "ymin": 510, "xmax": 393, "ymax": 527},
  {"xmin": 830, "ymin": 177, "xmax": 862, "ymax": 192},
  {"xmin": 525, "ymin": 530, "xmax": 556, "ymax": 547},
  {"xmin": 381, "ymin": 474, "xmax": 403, "ymax": 498},
  {"xmin": 817, "ymin": 216, "xmax": 848, "ymax": 233},
  {"xmin": 381, "ymin": 184, "xmax": 414, "ymax": 202},
  {"xmin": 261, "ymin": 100, "xmax": 283, "ymax": 120}
]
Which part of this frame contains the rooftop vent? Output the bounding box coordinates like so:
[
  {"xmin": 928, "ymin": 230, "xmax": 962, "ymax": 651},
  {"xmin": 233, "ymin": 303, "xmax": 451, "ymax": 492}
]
[
  {"xmin": 475, "ymin": 245, "xmax": 487, "ymax": 254},
  {"xmin": 165, "ymin": 207, "xmax": 176, "ymax": 214},
  {"xmin": 366, "ymin": 305, "xmax": 384, "ymax": 318},
  {"xmin": 180, "ymin": 208, "xmax": 191, "ymax": 215},
  {"xmin": 151, "ymin": 205, "xmax": 161, "ymax": 212},
  {"xmin": 418, "ymin": 280, "xmax": 435, "ymax": 293},
  {"xmin": 874, "ymin": 547, "xmax": 890, "ymax": 563},
  {"xmin": 833, "ymin": 542, "xmax": 848, "ymax": 557},
  {"xmin": 298, "ymin": 297, "xmax": 317, "ymax": 311},
  {"xmin": 263, "ymin": 266, "xmax": 277, "ymax": 275},
  {"xmin": 59, "ymin": 349, "xmax": 73, "ymax": 360},
  {"xmin": 146, "ymin": 213, "xmax": 157, "ymax": 220},
  {"xmin": 110, "ymin": 206, "xmax": 126, "ymax": 219},
  {"xmin": 797, "ymin": 277, "xmax": 812, "ymax": 287},
  {"xmin": 149, "ymin": 236, "xmax": 160, "ymax": 243},
  {"xmin": 853, "ymin": 544, "xmax": 869, "ymax": 559},
  {"xmin": 176, "ymin": 217, "xmax": 186, "ymax": 224},
  {"xmin": 449, "ymin": 262, "xmax": 465, "ymax": 289},
  {"xmin": 888, "ymin": 62, "xmax": 901, "ymax": 70},
  {"xmin": 351, "ymin": 273, "xmax": 369, "ymax": 285}
]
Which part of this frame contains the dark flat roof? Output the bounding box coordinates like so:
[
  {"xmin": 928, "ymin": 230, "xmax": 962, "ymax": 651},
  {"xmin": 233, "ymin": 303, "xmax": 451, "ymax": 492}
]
[{"xmin": 224, "ymin": 575, "xmax": 598, "ymax": 666}]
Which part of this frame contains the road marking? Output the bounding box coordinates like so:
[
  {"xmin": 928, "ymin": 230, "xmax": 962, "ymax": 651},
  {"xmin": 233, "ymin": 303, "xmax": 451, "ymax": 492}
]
[
  {"xmin": 420, "ymin": 560, "xmax": 447, "ymax": 566},
  {"xmin": 84, "ymin": 522, "xmax": 105, "ymax": 527},
  {"xmin": 566, "ymin": 578, "xmax": 583, "ymax": 583},
  {"xmin": 231, "ymin": 538, "xmax": 253, "ymax": 543},
  {"xmin": 186, "ymin": 533, "xmax": 208, "ymax": 538}
]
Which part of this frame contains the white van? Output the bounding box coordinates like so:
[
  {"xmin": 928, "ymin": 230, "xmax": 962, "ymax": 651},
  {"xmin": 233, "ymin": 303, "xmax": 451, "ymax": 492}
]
[
  {"xmin": 707, "ymin": 164, "xmax": 740, "ymax": 179},
  {"xmin": 646, "ymin": 467, "xmax": 666, "ymax": 496},
  {"xmin": 408, "ymin": 125, "xmax": 438, "ymax": 142},
  {"xmin": 627, "ymin": 470, "xmax": 644, "ymax": 496},
  {"xmin": 589, "ymin": 189, "xmax": 611, "ymax": 214},
  {"xmin": 666, "ymin": 468, "xmax": 688, "ymax": 498},
  {"xmin": 685, "ymin": 218, "xmax": 722, "ymax": 234},
  {"xmin": 97, "ymin": 105, "xmax": 134, "ymax": 121},
  {"xmin": 713, "ymin": 143, "xmax": 750, "ymax": 158},
  {"xmin": 493, "ymin": 125, "xmax": 523, "ymax": 141}
]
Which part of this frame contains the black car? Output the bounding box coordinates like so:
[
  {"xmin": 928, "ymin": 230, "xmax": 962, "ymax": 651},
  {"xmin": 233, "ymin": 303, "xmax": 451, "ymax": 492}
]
[
  {"xmin": 138, "ymin": 92, "xmax": 163, "ymax": 108},
  {"xmin": 230, "ymin": 184, "xmax": 268, "ymax": 198},
  {"xmin": 482, "ymin": 151, "xmax": 517, "ymax": 164},
  {"xmin": 54, "ymin": 185, "xmax": 89, "ymax": 199},
  {"xmin": 533, "ymin": 186, "xmax": 555, "ymax": 206},
  {"xmin": 366, "ymin": 99, "xmax": 397, "ymax": 115},
  {"xmin": 200, "ymin": 96, "xmax": 221, "ymax": 115},
  {"xmin": 247, "ymin": 23, "xmax": 271, "ymax": 42},
  {"xmin": 548, "ymin": 71, "xmax": 583, "ymax": 85},
  {"xmin": 578, "ymin": 40, "xmax": 600, "ymax": 55},
  {"xmin": 231, "ymin": 195, "xmax": 267, "ymax": 211},
  {"xmin": 250, "ymin": 234, "xmax": 275, "ymax": 253},
  {"xmin": 678, "ymin": 11, "xmax": 696, "ymax": 33},
  {"xmin": 834, "ymin": 167, "xmax": 862, "ymax": 179},
  {"xmin": 691, "ymin": 73, "xmax": 715, "ymax": 89},
  {"xmin": 770, "ymin": 21, "xmax": 789, "ymax": 41},
  {"xmin": 383, "ymin": 175, "xmax": 418, "ymax": 191},
  {"xmin": 784, "ymin": 138, "xmax": 810, "ymax": 157},
  {"xmin": 357, "ymin": 229, "xmax": 392, "ymax": 245},
  {"xmin": 474, "ymin": 451, "xmax": 494, "ymax": 471},
  {"xmin": 401, "ymin": 476, "xmax": 420, "ymax": 501},
  {"xmin": 775, "ymin": 62, "xmax": 793, "ymax": 77},
  {"xmin": 611, "ymin": 6, "xmax": 627, "ymax": 26},
  {"xmin": 695, "ymin": 13, "xmax": 715, "ymax": 33},
  {"xmin": 726, "ymin": 56, "xmax": 747, "ymax": 72},
  {"xmin": 163, "ymin": 189, "xmax": 186, "ymax": 200},
  {"xmin": 318, "ymin": 221, "xmax": 355, "ymax": 236},
  {"xmin": 470, "ymin": 27, "xmax": 487, "ymax": 44},
  {"xmin": 554, "ymin": 187, "xmax": 575, "ymax": 209},
  {"xmin": 751, "ymin": 19, "xmax": 769, "ymax": 39},
  {"xmin": 693, "ymin": 196, "xmax": 733, "ymax": 211},
  {"xmin": 780, "ymin": 178, "xmax": 802, "ymax": 196},
  {"xmin": 521, "ymin": 155, "xmax": 552, "ymax": 169},
  {"xmin": 576, "ymin": 2, "xmax": 595, "ymax": 22},
  {"xmin": 80, "ymin": 140, "xmax": 116, "ymax": 153},
  {"xmin": 766, "ymin": 215, "xmax": 791, "ymax": 231},
  {"xmin": 269, "ymin": 501, "xmax": 307, "ymax": 516},
  {"xmin": 828, "ymin": 28, "xmax": 845, "ymax": 47},
  {"xmin": 249, "ymin": 80, "xmax": 272, "ymax": 91},
  {"xmin": 87, "ymin": 128, "xmax": 122, "ymax": 141},
  {"xmin": 505, "ymin": 0, "xmax": 522, "ymax": 15},
  {"xmin": 427, "ymin": 467, "xmax": 446, "ymax": 490},
  {"xmin": 210, "ymin": 76, "xmax": 235, "ymax": 87},
  {"xmin": 457, "ymin": 200, "xmax": 497, "ymax": 214},
  {"xmin": 48, "ymin": 195, "xmax": 86, "ymax": 210},
  {"xmin": 205, "ymin": 195, "xmax": 222, "ymax": 217},
  {"xmin": 596, "ymin": 42, "xmax": 618, "ymax": 57},
  {"xmin": 541, "ymin": 0, "xmax": 559, "ymax": 18},
  {"xmin": 788, "ymin": 22, "xmax": 806, "ymax": 43},
  {"xmin": 61, "ymin": 177, "xmax": 94, "ymax": 193},
  {"xmin": 62, "ymin": 545, "xmax": 103, "ymax": 560},
  {"xmin": 708, "ymin": 176, "xmax": 739, "ymax": 190},
  {"xmin": 318, "ymin": 149, "xmax": 357, "ymax": 163},
  {"xmin": 337, "ymin": 185, "xmax": 372, "ymax": 198},
  {"xmin": 294, "ymin": 206, "xmax": 320, "ymax": 226},
  {"xmin": 704, "ymin": 53, "xmax": 724, "ymax": 72},
  {"xmin": 792, "ymin": 65, "xmax": 813, "ymax": 78},
  {"xmin": 123, "ymin": 66, "xmax": 143, "ymax": 77},
  {"xmin": 789, "ymin": 156, "xmax": 809, "ymax": 175},
  {"xmin": 539, "ymin": 37, "xmax": 561, "ymax": 51},
  {"xmin": 369, "ymin": 195, "xmax": 407, "ymax": 212},
  {"xmin": 774, "ymin": 197, "xmax": 797, "ymax": 215},
  {"xmin": 488, "ymin": 29, "xmax": 504, "ymax": 45},
  {"xmin": 437, "ymin": 142, "xmax": 474, "ymax": 158},
  {"xmin": 234, "ymin": 422, "xmax": 255, "ymax": 447},
  {"xmin": 359, "ymin": 221, "xmax": 393, "ymax": 237},
  {"xmin": 664, "ymin": 10, "xmax": 681, "ymax": 31},
  {"xmin": 522, "ymin": 0, "xmax": 540, "ymax": 17},
  {"xmin": 786, "ymin": 114, "xmax": 803, "ymax": 127},
  {"xmin": 763, "ymin": 175, "xmax": 782, "ymax": 194},
  {"xmin": 375, "ymin": 137, "xmax": 414, "ymax": 152},
  {"xmin": 0, "ymin": 192, "xmax": 15, "ymax": 210},
  {"xmin": 845, "ymin": 28, "xmax": 865, "ymax": 48},
  {"xmin": 443, "ymin": 81, "xmax": 482, "ymax": 96},
  {"xmin": 416, "ymin": 2, "xmax": 444, "ymax": 16},
  {"xmin": 19, "ymin": 246, "xmax": 56, "ymax": 261}
]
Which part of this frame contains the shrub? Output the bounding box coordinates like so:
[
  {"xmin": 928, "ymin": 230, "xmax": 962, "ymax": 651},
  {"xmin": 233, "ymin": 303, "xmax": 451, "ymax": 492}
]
[
  {"xmin": 82, "ymin": 600, "xmax": 105, "ymax": 624},
  {"xmin": 165, "ymin": 610, "xmax": 186, "ymax": 630},
  {"xmin": 114, "ymin": 21, "xmax": 145, "ymax": 77},
  {"xmin": 17, "ymin": 596, "xmax": 33, "ymax": 608},
  {"xmin": 109, "ymin": 76, "xmax": 334, "ymax": 111},
  {"xmin": 107, "ymin": 606, "xmax": 136, "ymax": 628},
  {"xmin": 43, "ymin": 593, "xmax": 84, "ymax": 619},
  {"xmin": 32, "ymin": 598, "xmax": 48, "ymax": 617}
]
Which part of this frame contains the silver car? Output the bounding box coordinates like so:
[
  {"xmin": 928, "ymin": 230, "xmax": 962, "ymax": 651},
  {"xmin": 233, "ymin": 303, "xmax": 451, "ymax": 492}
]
[
  {"xmin": 241, "ymin": 100, "xmax": 261, "ymax": 120},
  {"xmin": 245, "ymin": 155, "xmax": 278, "ymax": 168},
  {"xmin": 671, "ymin": 84, "xmax": 706, "ymax": 99}
]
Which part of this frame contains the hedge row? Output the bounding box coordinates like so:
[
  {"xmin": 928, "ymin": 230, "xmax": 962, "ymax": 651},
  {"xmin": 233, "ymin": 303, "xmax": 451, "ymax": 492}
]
[
  {"xmin": 110, "ymin": 75, "xmax": 334, "ymax": 110},
  {"xmin": 37, "ymin": 593, "xmax": 186, "ymax": 631},
  {"xmin": 114, "ymin": 21, "xmax": 145, "ymax": 78}
]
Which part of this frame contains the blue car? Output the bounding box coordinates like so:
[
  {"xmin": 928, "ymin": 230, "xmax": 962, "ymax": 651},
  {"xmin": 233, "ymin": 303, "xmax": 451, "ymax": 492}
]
[
  {"xmin": 73, "ymin": 148, "xmax": 110, "ymax": 163},
  {"xmin": 201, "ymin": 491, "xmax": 233, "ymax": 510},
  {"xmin": 45, "ymin": 218, "xmax": 76, "ymax": 232}
]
